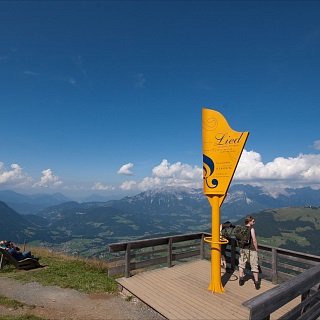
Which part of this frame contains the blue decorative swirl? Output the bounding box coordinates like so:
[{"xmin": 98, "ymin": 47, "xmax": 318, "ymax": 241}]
[{"xmin": 203, "ymin": 154, "xmax": 218, "ymax": 189}]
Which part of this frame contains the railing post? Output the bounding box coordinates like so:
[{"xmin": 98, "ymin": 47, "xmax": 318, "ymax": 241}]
[
  {"xmin": 125, "ymin": 243, "xmax": 131, "ymax": 278},
  {"xmin": 271, "ymin": 247, "xmax": 278, "ymax": 284},
  {"xmin": 167, "ymin": 237, "xmax": 173, "ymax": 267},
  {"xmin": 230, "ymin": 238, "xmax": 237, "ymax": 270},
  {"xmin": 200, "ymin": 233, "xmax": 205, "ymax": 259},
  {"xmin": 301, "ymin": 289, "xmax": 311, "ymax": 314},
  {"xmin": 0, "ymin": 252, "xmax": 4, "ymax": 269}
]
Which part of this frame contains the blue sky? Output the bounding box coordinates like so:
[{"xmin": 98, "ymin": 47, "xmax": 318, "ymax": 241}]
[{"xmin": 1, "ymin": 1, "xmax": 319, "ymax": 199}]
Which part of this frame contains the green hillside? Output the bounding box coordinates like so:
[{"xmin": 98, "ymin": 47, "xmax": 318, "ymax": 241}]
[{"xmin": 251, "ymin": 206, "xmax": 320, "ymax": 256}]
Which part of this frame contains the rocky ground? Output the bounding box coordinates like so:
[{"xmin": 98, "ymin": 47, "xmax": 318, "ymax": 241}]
[{"xmin": 0, "ymin": 277, "xmax": 167, "ymax": 320}]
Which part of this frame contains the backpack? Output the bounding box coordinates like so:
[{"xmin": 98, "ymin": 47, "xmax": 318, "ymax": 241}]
[
  {"xmin": 220, "ymin": 228, "xmax": 229, "ymax": 238},
  {"xmin": 234, "ymin": 225, "xmax": 251, "ymax": 248}
]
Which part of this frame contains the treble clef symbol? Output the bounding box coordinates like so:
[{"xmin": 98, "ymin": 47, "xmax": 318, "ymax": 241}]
[{"xmin": 203, "ymin": 154, "xmax": 218, "ymax": 189}]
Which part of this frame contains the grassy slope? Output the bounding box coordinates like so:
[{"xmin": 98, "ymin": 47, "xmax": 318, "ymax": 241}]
[
  {"xmin": 0, "ymin": 247, "xmax": 120, "ymax": 320},
  {"xmin": 0, "ymin": 295, "xmax": 42, "ymax": 320},
  {"xmin": 0, "ymin": 247, "xmax": 118, "ymax": 294}
]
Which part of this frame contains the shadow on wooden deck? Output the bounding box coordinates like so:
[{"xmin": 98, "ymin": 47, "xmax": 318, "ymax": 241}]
[{"xmin": 117, "ymin": 260, "xmax": 300, "ymax": 320}]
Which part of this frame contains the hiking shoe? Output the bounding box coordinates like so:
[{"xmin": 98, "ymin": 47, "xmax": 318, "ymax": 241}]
[
  {"xmin": 239, "ymin": 277, "xmax": 245, "ymax": 286},
  {"xmin": 254, "ymin": 281, "xmax": 260, "ymax": 290}
]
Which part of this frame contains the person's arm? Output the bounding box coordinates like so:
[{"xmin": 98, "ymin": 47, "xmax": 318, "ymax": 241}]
[
  {"xmin": 251, "ymin": 228, "xmax": 258, "ymax": 251},
  {"xmin": 7, "ymin": 248, "xmax": 16, "ymax": 256}
]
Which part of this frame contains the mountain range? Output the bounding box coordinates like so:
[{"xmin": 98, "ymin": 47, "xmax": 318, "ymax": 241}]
[
  {"xmin": 2, "ymin": 184, "xmax": 320, "ymax": 218},
  {"xmin": 0, "ymin": 190, "xmax": 71, "ymax": 214},
  {"xmin": 0, "ymin": 185, "xmax": 319, "ymax": 257}
]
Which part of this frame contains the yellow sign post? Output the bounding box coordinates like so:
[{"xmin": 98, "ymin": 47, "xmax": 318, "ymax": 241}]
[{"xmin": 202, "ymin": 108, "xmax": 249, "ymax": 293}]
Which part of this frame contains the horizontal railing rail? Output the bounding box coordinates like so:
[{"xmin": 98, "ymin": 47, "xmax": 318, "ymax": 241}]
[
  {"xmin": 252, "ymin": 242, "xmax": 320, "ymax": 284},
  {"xmin": 217, "ymin": 237, "xmax": 320, "ymax": 284},
  {"xmin": 108, "ymin": 232, "xmax": 210, "ymax": 277},
  {"xmin": 108, "ymin": 233, "xmax": 320, "ymax": 283},
  {"xmin": 242, "ymin": 263, "xmax": 320, "ymax": 320}
]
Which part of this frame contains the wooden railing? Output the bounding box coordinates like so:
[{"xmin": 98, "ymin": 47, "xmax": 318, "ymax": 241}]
[
  {"xmin": 108, "ymin": 233, "xmax": 320, "ymax": 283},
  {"xmin": 242, "ymin": 263, "xmax": 320, "ymax": 320},
  {"xmin": 256, "ymin": 243, "xmax": 320, "ymax": 284},
  {"xmin": 108, "ymin": 232, "xmax": 210, "ymax": 277},
  {"xmin": 223, "ymin": 238, "xmax": 320, "ymax": 284}
]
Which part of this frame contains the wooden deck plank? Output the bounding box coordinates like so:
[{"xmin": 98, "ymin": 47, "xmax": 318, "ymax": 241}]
[
  {"xmin": 147, "ymin": 268, "xmax": 249, "ymax": 319},
  {"xmin": 121, "ymin": 271, "xmax": 213, "ymax": 319},
  {"xmin": 117, "ymin": 260, "xmax": 300, "ymax": 320}
]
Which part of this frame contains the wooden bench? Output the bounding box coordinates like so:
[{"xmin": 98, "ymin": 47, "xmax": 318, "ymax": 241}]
[{"xmin": 0, "ymin": 248, "xmax": 41, "ymax": 270}]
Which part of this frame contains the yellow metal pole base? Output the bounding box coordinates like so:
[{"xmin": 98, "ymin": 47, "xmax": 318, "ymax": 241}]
[
  {"xmin": 205, "ymin": 195, "xmax": 227, "ymax": 294},
  {"xmin": 208, "ymin": 280, "xmax": 224, "ymax": 293},
  {"xmin": 204, "ymin": 236, "xmax": 228, "ymax": 294},
  {"xmin": 207, "ymin": 241, "xmax": 225, "ymax": 293}
]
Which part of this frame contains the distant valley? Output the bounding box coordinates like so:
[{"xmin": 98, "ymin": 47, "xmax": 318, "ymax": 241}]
[{"xmin": 0, "ymin": 185, "xmax": 319, "ymax": 257}]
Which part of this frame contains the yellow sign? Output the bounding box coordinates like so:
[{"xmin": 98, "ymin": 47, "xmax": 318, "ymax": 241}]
[
  {"xmin": 203, "ymin": 108, "xmax": 249, "ymax": 201},
  {"xmin": 202, "ymin": 108, "xmax": 249, "ymax": 293}
]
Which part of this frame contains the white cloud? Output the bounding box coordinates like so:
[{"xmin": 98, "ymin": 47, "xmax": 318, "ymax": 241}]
[
  {"xmin": 117, "ymin": 163, "xmax": 135, "ymax": 175},
  {"xmin": 118, "ymin": 151, "xmax": 320, "ymax": 192},
  {"xmin": 0, "ymin": 162, "xmax": 33, "ymax": 187},
  {"xmin": 2, "ymin": 149, "xmax": 320, "ymax": 196},
  {"xmin": 33, "ymin": 169, "xmax": 63, "ymax": 188},
  {"xmin": 234, "ymin": 150, "xmax": 320, "ymax": 188},
  {"xmin": 91, "ymin": 182, "xmax": 115, "ymax": 191},
  {"xmin": 120, "ymin": 180, "xmax": 137, "ymax": 190},
  {"xmin": 137, "ymin": 176, "xmax": 162, "ymax": 190},
  {"xmin": 120, "ymin": 160, "xmax": 202, "ymax": 191},
  {"xmin": 152, "ymin": 159, "xmax": 202, "ymax": 180},
  {"xmin": 313, "ymin": 140, "xmax": 320, "ymax": 150}
]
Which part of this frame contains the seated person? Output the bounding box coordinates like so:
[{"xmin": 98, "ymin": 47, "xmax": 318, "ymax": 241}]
[
  {"xmin": 5, "ymin": 241, "xmax": 39, "ymax": 261},
  {"xmin": 0, "ymin": 240, "xmax": 8, "ymax": 249}
]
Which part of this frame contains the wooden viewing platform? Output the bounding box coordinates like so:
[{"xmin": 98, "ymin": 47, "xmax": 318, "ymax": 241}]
[
  {"xmin": 117, "ymin": 259, "xmax": 300, "ymax": 320},
  {"xmin": 109, "ymin": 233, "xmax": 320, "ymax": 319}
]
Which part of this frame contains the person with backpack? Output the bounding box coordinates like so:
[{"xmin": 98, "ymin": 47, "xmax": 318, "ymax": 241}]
[
  {"xmin": 220, "ymin": 221, "xmax": 235, "ymax": 271},
  {"xmin": 236, "ymin": 215, "xmax": 260, "ymax": 290}
]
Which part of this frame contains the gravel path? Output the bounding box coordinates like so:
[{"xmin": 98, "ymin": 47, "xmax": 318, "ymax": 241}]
[{"xmin": 0, "ymin": 277, "xmax": 166, "ymax": 320}]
